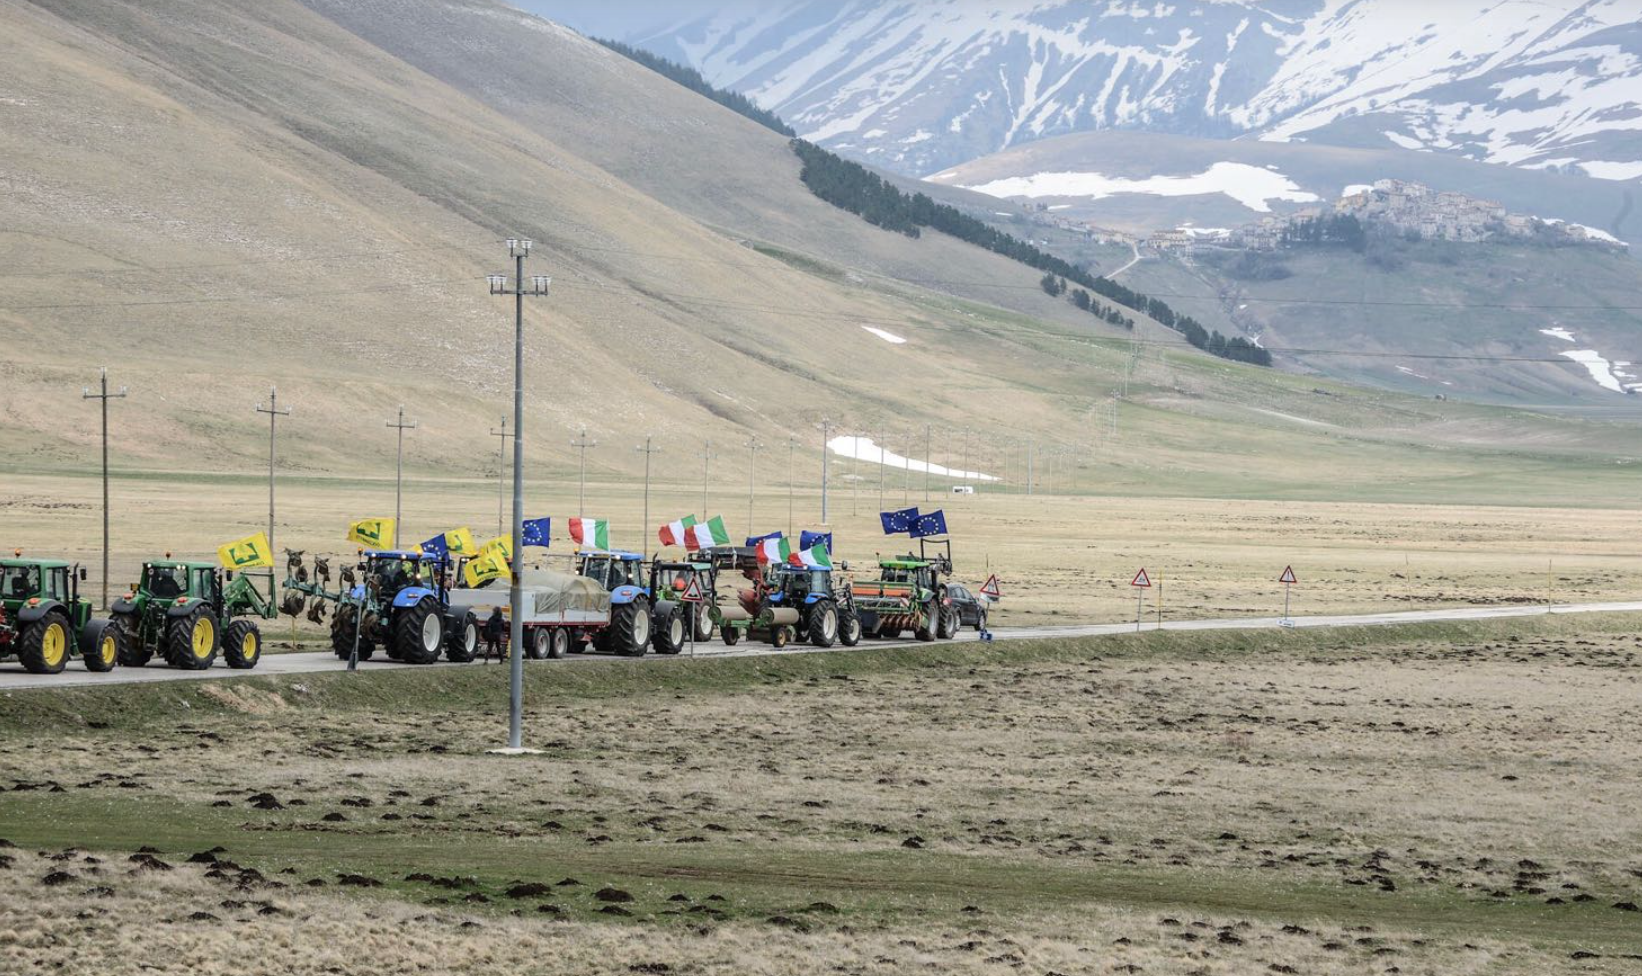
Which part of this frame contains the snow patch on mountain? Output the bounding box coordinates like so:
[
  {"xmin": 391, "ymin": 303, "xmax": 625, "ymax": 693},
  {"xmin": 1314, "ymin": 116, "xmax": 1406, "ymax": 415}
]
[{"xmin": 942, "ymin": 162, "xmax": 1320, "ymax": 213}]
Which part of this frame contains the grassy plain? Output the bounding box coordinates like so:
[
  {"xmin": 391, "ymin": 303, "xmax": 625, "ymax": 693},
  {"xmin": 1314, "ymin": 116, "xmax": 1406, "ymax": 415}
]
[{"xmin": 2, "ymin": 615, "xmax": 1640, "ymax": 974}]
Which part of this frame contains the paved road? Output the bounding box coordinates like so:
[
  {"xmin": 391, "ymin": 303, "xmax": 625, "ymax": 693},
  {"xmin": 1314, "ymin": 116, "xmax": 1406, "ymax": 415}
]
[{"xmin": 4, "ymin": 600, "xmax": 1639, "ymax": 692}]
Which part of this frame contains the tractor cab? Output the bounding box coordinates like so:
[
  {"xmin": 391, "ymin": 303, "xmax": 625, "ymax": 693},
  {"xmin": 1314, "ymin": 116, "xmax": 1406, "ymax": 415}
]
[
  {"xmin": 0, "ymin": 556, "xmax": 99, "ymax": 674},
  {"xmin": 649, "ymin": 559, "xmax": 715, "ymax": 599},
  {"xmin": 766, "ymin": 565, "xmax": 832, "ymax": 605},
  {"xmin": 577, "ymin": 550, "xmax": 647, "ymax": 594},
  {"xmin": 137, "ymin": 561, "xmax": 218, "ymax": 603},
  {"xmin": 360, "ymin": 550, "xmax": 449, "ymax": 603}
]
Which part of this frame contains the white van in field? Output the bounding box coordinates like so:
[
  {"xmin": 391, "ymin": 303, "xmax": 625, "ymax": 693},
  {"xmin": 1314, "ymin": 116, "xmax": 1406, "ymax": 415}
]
[{"xmin": 952, "ymin": 485, "xmax": 976, "ymax": 495}]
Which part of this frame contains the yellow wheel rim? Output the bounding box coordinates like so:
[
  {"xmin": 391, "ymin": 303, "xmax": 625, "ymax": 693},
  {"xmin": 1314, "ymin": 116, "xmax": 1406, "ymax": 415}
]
[
  {"xmin": 242, "ymin": 632, "xmax": 259, "ymax": 662},
  {"xmin": 42, "ymin": 623, "xmax": 67, "ymax": 668},
  {"xmin": 99, "ymin": 633, "xmax": 117, "ymax": 666},
  {"xmin": 192, "ymin": 618, "xmax": 215, "ymax": 659}
]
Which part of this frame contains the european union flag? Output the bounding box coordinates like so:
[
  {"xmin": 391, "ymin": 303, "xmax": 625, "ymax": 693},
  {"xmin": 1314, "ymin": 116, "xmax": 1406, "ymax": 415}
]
[
  {"xmin": 418, "ymin": 532, "xmax": 449, "ymax": 559},
  {"xmin": 746, "ymin": 531, "xmax": 783, "ymax": 548},
  {"xmin": 880, "ymin": 507, "xmax": 919, "ymax": 535},
  {"xmin": 800, "ymin": 530, "xmax": 833, "ymax": 553},
  {"xmin": 522, "ymin": 517, "xmax": 551, "ymax": 548},
  {"xmin": 910, "ymin": 509, "xmax": 948, "ymax": 539}
]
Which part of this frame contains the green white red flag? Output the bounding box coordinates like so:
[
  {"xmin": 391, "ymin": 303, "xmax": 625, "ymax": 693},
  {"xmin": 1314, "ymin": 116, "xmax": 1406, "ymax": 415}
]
[
  {"xmin": 755, "ymin": 535, "xmax": 792, "ymax": 565},
  {"xmin": 684, "ymin": 515, "xmax": 730, "ymax": 552},
  {"xmin": 789, "ymin": 543, "xmax": 833, "ymax": 569},
  {"xmin": 658, "ymin": 515, "xmax": 697, "ymax": 547},
  {"xmin": 568, "ymin": 518, "xmax": 609, "ymax": 550}
]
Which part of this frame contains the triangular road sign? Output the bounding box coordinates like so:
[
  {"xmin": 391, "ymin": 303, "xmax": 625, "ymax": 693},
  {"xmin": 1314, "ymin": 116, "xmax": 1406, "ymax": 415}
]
[
  {"xmin": 680, "ymin": 575, "xmax": 706, "ymax": 603},
  {"xmin": 1131, "ymin": 568, "xmax": 1152, "ymax": 588},
  {"xmin": 979, "ymin": 574, "xmax": 1001, "ymax": 599},
  {"xmin": 1278, "ymin": 565, "xmax": 1298, "ymax": 585}
]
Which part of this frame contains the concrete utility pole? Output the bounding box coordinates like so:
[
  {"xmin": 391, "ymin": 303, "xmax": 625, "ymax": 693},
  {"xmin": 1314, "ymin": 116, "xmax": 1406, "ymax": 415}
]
[
  {"xmin": 698, "ymin": 439, "xmax": 718, "ymax": 516},
  {"xmin": 745, "ymin": 437, "xmax": 763, "ymax": 536},
  {"xmin": 486, "ymin": 238, "xmax": 550, "ymax": 753},
  {"xmin": 923, "ymin": 423, "xmax": 932, "ymax": 502},
  {"xmin": 877, "ymin": 428, "xmax": 886, "ymax": 514},
  {"xmin": 255, "ymin": 387, "xmax": 293, "ymax": 567},
  {"xmin": 635, "ymin": 436, "xmax": 661, "ymax": 553},
  {"xmin": 819, "ymin": 418, "xmax": 832, "ymax": 525},
  {"xmin": 962, "ymin": 427, "xmax": 971, "ymax": 490},
  {"xmin": 489, "ymin": 417, "xmax": 509, "ymax": 540},
  {"xmin": 570, "ymin": 426, "xmax": 596, "ymax": 521},
  {"xmin": 1027, "ymin": 437, "xmax": 1035, "ymax": 496},
  {"xmin": 386, "ymin": 406, "xmax": 418, "ymax": 548},
  {"xmin": 82, "ymin": 368, "xmax": 127, "ymax": 611},
  {"xmin": 786, "ymin": 436, "xmax": 796, "ymax": 538},
  {"xmin": 902, "ymin": 429, "xmax": 911, "ymax": 505}
]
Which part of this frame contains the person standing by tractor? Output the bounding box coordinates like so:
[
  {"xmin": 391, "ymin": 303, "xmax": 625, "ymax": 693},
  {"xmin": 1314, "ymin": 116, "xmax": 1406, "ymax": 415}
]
[{"xmin": 483, "ymin": 606, "xmax": 506, "ymax": 662}]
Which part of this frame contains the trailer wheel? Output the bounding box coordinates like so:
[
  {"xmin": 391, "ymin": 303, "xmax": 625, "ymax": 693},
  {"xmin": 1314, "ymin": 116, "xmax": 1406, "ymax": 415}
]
[
  {"xmin": 839, "ymin": 612, "xmax": 861, "ymax": 647},
  {"xmin": 19, "ymin": 611, "xmax": 72, "ymax": 674},
  {"xmin": 78, "ymin": 618, "xmax": 123, "ymax": 673},
  {"xmin": 808, "ymin": 600, "xmax": 839, "ymax": 648},
  {"xmin": 393, "ymin": 597, "xmax": 445, "ymax": 665},
  {"xmin": 446, "ymin": 612, "xmax": 478, "ymax": 663},
  {"xmin": 222, "ymin": 620, "xmax": 262, "ymax": 670},
  {"xmin": 330, "ymin": 606, "xmax": 374, "ymax": 661},
  {"xmin": 721, "ymin": 626, "xmax": 740, "ymax": 647},
  {"xmin": 548, "ymin": 628, "xmax": 568, "ymax": 659},
  {"xmin": 609, "ymin": 597, "xmax": 650, "ymax": 657},
  {"xmin": 167, "ymin": 606, "xmax": 220, "ymax": 670},
  {"xmin": 770, "ymin": 625, "xmax": 791, "ymax": 649},
  {"xmin": 653, "ymin": 607, "xmax": 685, "ymax": 655}
]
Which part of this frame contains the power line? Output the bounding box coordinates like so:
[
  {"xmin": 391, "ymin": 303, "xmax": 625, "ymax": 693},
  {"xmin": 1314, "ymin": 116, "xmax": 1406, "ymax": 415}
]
[{"xmin": 0, "ymin": 241, "xmax": 497, "ymax": 279}]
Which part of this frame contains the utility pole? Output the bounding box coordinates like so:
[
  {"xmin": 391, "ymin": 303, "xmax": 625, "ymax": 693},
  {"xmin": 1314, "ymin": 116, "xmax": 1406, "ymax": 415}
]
[
  {"xmin": 923, "ymin": 423, "xmax": 932, "ymax": 502},
  {"xmin": 902, "ymin": 429, "xmax": 911, "ymax": 505},
  {"xmin": 786, "ymin": 436, "xmax": 796, "ymax": 538},
  {"xmin": 698, "ymin": 439, "xmax": 718, "ymax": 516},
  {"xmin": 820, "ymin": 418, "xmax": 832, "ymax": 525},
  {"xmin": 635, "ymin": 436, "xmax": 661, "ymax": 552},
  {"xmin": 255, "ymin": 387, "xmax": 293, "ymax": 567},
  {"xmin": 489, "ymin": 417, "xmax": 509, "ymax": 540},
  {"xmin": 962, "ymin": 426, "xmax": 971, "ymax": 489},
  {"xmin": 570, "ymin": 426, "xmax": 596, "ymax": 521},
  {"xmin": 877, "ymin": 428, "xmax": 886, "ymax": 514},
  {"xmin": 82, "ymin": 368, "xmax": 127, "ymax": 610},
  {"xmin": 387, "ymin": 406, "xmax": 418, "ymax": 548},
  {"xmin": 486, "ymin": 238, "xmax": 550, "ymax": 753},
  {"xmin": 850, "ymin": 435, "xmax": 859, "ymax": 516},
  {"xmin": 745, "ymin": 438, "xmax": 763, "ymax": 535}
]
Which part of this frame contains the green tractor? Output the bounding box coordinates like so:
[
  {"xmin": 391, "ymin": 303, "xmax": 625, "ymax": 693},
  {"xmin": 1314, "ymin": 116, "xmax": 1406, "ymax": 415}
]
[
  {"xmin": 107, "ymin": 558, "xmax": 276, "ymax": 670},
  {"xmin": 0, "ymin": 555, "xmax": 117, "ymax": 674},
  {"xmin": 849, "ymin": 541, "xmax": 959, "ymax": 642}
]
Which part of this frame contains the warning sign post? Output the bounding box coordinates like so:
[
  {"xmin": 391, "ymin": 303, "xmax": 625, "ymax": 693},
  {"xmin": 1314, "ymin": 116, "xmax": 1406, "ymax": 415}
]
[
  {"xmin": 680, "ymin": 576, "xmax": 705, "ymax": 656},
  {"xmin": 1278, "ymin": 566, "xmax": 1297, "ymax": 626},
  {"xmin": 979, "ymin": 574, "xmax": 1001, "ymax": 600},
  {"xmin": 1130, "ymin": 568, "xmax": 1151, "ymax": 631}
]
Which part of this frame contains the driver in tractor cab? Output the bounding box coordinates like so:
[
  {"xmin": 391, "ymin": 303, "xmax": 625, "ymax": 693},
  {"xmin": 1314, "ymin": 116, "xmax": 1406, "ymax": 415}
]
[
  {"xmin": 149, "ymin": 565, "xmax": 182, "ymax": 599},
  {"xmin": 8, "ymin": 567, "xmax": 37, "ymax": 599}
]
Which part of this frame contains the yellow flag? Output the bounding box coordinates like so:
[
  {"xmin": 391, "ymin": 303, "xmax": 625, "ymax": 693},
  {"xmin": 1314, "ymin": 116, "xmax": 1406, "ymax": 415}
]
[
  {"xmin": 347, "ymin": 518, "xmax": 395, "ymax": 550},
  {"xmin": 217, "ymin": 532, "xmax": 274, "ymax": 570},
  {"xmin": 463, "ymin": 548, "xmax": 511, "ymax": 587},
  {"xmin": 479, "ymin": 535, "xmax": 513, "ymax": 560},
  {"xmin": 446, "ymin": 527, "xmax": 478, "ymax": 556}
]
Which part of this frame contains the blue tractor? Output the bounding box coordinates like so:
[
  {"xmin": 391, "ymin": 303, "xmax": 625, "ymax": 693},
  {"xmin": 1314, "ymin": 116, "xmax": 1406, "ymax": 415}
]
[
  {"xmin": 285, "ymin": 549, "xmax": 477, "ymax": 665},
  {"xmin": 574, "ymin": 550, "xmax": 652, "ymax": 656}
]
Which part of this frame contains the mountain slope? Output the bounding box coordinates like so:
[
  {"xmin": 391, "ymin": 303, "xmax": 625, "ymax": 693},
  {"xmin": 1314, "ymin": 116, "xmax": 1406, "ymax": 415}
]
[{"xmin": 541, "ymin": 0, "xmax": 1642, "ymax": 180}]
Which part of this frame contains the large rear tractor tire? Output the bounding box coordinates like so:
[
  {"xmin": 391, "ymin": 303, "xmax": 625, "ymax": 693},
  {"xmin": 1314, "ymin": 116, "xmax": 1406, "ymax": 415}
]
[
  {"xmin": 330, "ymin": 606, "xmax": 375, "ymax": 661},
  {"xmin": 78, "ymin": 618, "xmax": 124, "ymax": 673},
  {"xmin": 839, "ymin": 612, "xmax": 861, "ymax": 647},
  {"xmin": 653, "ymin": 607, "xmax": 685, "ymax": 655},
  {"xmin": 935, "ymin": 605, "xmax": 957, "ymax": 640},
  {"xmin": 19, "ymin": 611, "xmax": 73, "ymax": 675},
  {"xmin": 393, "ymin": 598, "xmax": 445, "ymax": 665},
  {"xmin": 446, "ymin": 612, "xmax": 478, "ymax": 663},
  {"xmin": 914, "ymin": 602, "xmax": 937, "ymax": 643},
  {"xmin": 808, "ymin": 600, "xmax": 839, "ymax": 648},
  {"xmin": 610, "ymin": 597, "xmax": 651, "ymax": 657},
  {"xmin": 166, "ymin": 606, "xmax": 220, "ymax": 670},
  {"xmin": 222, "ymin": 620, "xmax": 262, "ymax": 670}
]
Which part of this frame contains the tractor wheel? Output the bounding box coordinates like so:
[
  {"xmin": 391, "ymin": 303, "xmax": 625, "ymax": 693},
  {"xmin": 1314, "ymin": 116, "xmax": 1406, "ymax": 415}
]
[
  {"xmin": 222, "ymin": 620, "xmax": 262, "ymax": 670},
  {"xmin": 393, "ymin": 598, "xmax": 445, "ymax": 665},
  {"xmin": 78, "ymin": 618, "xmax": 123, "ymax": 673},
  {"xmin": 610, "ymin": 597, "xmax": 650, "ymax": 657},
  {"xmin": 330, "ymin": 606, "xmax": 375, "ymax": 661},
  {"xmin": 653, "ymin": 607, "xmax": 685, "ymax": 655},
  {"xmin": 19, "ymin": 611, "xmax": 73, "ymax": 674},
  {"xmin": 446, "ymin": 612, "xmax": 478, "ymax": 663},
  {"xmin": 914, "ymin": 603, "xmax": 936, "ymax": 643},
  {"xmin": 693, "ymin": 607, "xmax": 716, "ymax": 642},
  {"xmin": 112, "ymin": 612, "xmax": 149, "ymax": 667},
  {"xmin": 808, "ymin": 600, "xmax": 839, "ymax": 648},
  {"xmin": 721, "ymin": 626, "xmax": 741, "ymax": 647},
  {"xmin": 839, "ymin": 612, "xmax": 862, "ymax": 647},
  {"xmin": 935, "ymin": 605, "xmax": 957, "ymax": 640},
  {"xmin": 166, "ymin": 606, "xmax": 220, "ymax": 670},
  {"xmin": 549, "ymin": 628, "xmax": 568, "ymax": 660}
]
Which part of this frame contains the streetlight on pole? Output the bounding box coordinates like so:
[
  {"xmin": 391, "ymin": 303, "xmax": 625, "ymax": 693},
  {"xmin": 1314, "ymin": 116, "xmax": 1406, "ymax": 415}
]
[
  {"xmin": 255, "ymin": 386, "xmax": 293, "ymax": 564},
  {"xmin": 819, "ymin": 418, "xmax": 832, "ymax": 525},
  {"xmin": 745, "ymin": 438, "xmax": 763, "ymax": 535},
  {"xmin": 486, "ymin": 238, "xmax": 549, "ymax": 753},
  {"xmin": 635, "ymin": 436, "xmax": 661, "ymax": 552},
  {"xmin": 82, "ymin": 368, "xmax": 127, "ymax": 610},
  {"xmin": 387, "ymin": 406, "xmax": 418, "ymax": 548},
  {"xmin": 570, "ymin": 426, "xmax": 596, "ymax": 521},
  {"xmin": 489, "ymin": 417, "xmax": 509, "ymax": 540}
]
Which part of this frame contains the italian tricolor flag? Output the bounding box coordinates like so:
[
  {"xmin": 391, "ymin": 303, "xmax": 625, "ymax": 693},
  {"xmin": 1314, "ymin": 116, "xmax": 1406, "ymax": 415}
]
[
  {"xmin": 658, "ymin": 515, "xmax": 697, "ymax": 548},
  {"xmin": 568, "ymin": 518, "xmax": 609, "ymax": 550},
  {"xmin": 755, "ymin": 535, "xmax": 791, "ymax": 565},
  {"xmin": 789, "ymin": 543, "xmax": 833, "ymax": 569},
  {"xmin": 684, "ymin": 515, "xmax": 730, "ymax": 552}
]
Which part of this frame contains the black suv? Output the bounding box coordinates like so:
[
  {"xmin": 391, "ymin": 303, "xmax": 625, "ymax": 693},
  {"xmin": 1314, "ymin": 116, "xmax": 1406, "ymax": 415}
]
[{"xmin": 945, "ymin": 584, "xmax": 989, "ymax": 632}]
